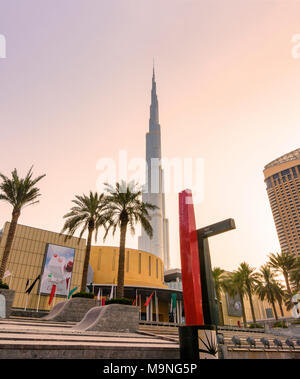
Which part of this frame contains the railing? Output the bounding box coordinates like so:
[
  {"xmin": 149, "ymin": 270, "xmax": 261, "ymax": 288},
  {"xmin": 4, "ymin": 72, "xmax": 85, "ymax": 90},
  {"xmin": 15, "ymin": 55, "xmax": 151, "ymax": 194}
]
[{"xmin": 139, "ymin": 320, "xmax": 180, "ymax": 327}]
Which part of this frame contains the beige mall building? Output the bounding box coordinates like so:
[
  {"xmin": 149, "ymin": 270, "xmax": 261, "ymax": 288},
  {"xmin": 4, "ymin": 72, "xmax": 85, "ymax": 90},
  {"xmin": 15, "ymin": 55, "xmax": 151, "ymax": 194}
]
[{"xmin": 263, "ymin": 148, "xmax": 300, "ymax": 256}]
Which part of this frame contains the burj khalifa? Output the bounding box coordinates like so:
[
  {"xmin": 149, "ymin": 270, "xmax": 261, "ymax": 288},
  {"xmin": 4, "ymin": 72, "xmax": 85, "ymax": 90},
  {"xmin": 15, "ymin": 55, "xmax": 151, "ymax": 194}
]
[{"xmin": 138, "ymin": 68, "xmax": 170, "ymax": 271}]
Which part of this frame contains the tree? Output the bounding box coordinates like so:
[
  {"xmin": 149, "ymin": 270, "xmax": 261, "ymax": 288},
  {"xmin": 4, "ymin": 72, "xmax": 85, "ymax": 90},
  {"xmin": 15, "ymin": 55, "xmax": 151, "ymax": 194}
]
[
  {"xmin": 224, "ymin": 270, "xmax": 248, "ymax": 327},
  {"xmin": 61, "ymin": 192, "xmax": 107, "ymax": 292},
  {"xmin": 0, "ymin": 167, "xmax": 45, "ymax": 281},
  {"xmin": 268, "ymin": 251, "xmax": 296, "ymax": 297},
  {"xmin": 103, "ymin": 181, "xmax": 157, "ymax": 298},
  {"xmin": 255, "ymin": 265, "xmax": 285, "ymax": 320},
  {"xmin": 236, "ymin": 262, "xmax": 259, "ymax": 324},
  {"xmin": 212, "ymin": 267, "xmax": 226, "ymax": 325},
  {"xmin": 290, "ymin": 256, "xmax": 300, "ymax": 292}
]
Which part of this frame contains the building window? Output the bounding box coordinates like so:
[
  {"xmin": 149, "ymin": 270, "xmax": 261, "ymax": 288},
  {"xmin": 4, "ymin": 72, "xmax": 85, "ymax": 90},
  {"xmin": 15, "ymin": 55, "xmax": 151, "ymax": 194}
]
[{"xmin": 266, "ymin": 178, "xmax": 273, "ymax": 189}]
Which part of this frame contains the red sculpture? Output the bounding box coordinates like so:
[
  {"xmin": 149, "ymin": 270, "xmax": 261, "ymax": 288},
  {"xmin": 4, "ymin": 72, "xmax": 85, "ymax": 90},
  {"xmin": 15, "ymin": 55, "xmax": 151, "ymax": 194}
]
[{"xmin": 179, "ymin": 189, "xmax": 204, "ymax": 326}]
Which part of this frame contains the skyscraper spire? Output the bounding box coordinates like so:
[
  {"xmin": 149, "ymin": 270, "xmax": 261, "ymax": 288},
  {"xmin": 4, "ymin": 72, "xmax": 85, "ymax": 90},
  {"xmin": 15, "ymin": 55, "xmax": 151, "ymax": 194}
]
[
  {"xmin": 150, "ymin": 62, "xmax": 159, "ymax": 127},
  {"xmin": 138, "ymin": 66, "xmax": 170, "ymax": 271},
  {"xmin": 152, "ymin": 58, "xmax": 155, "ymax": 80}
]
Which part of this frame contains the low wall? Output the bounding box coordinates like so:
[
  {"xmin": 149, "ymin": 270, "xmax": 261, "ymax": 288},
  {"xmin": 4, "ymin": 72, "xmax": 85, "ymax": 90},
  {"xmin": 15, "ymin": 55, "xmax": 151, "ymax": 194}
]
[
  {"xmin": 220, "ymin": 345, "xmax": 300, "ymax": 359},
  {"xmin": 73, "ymin": 304, "xmax": 139, "ymax": 333},
  {"xmin": 42, "ymin": 298, "xmax": 98, "ymax": 322},
  {"xmin": 0, "ymin": 289, "xmax": 15, "ymax": 318}
]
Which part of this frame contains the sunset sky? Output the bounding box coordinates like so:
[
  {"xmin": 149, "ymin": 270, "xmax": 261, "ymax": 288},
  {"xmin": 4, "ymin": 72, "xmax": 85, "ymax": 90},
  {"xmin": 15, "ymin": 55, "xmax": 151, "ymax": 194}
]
[{"xmin": 1, "ymin": 0, "xmax": 300, "ymax": 272}]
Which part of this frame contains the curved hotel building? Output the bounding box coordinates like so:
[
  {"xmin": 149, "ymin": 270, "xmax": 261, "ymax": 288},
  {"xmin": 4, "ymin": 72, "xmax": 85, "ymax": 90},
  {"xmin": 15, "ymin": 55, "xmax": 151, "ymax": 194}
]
[{"xmin": 263, "ymin": 148, "xmax": 300, "ymax": 256}]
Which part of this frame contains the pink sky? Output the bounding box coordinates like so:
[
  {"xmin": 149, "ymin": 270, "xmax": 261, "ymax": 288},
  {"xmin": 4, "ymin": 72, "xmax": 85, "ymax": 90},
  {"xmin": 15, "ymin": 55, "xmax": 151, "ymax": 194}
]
[{"xmin": 0, "ymin": 0, "xmax": 300, "ymax": 271}]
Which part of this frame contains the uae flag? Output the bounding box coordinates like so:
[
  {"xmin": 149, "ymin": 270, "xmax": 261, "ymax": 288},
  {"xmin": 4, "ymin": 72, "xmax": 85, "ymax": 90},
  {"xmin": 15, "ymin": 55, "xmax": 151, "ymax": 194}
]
[
  {"xmin": 25, "ymin": 275, "xmax": 40, "ymax": 294},
  {"xmin": 144, "ymin": 292, "xmax": 154, "ymax": 307},
  {"xmin": 67, "ymin": 286, "xmax": 78, "ymax": 299},
  {"xmin": 48, "ymin": 284, "xmax": 56, "ymax": 305},
  {"xmin": 3, "ymin": 270, "xmax": 11, "ymax": 279}
]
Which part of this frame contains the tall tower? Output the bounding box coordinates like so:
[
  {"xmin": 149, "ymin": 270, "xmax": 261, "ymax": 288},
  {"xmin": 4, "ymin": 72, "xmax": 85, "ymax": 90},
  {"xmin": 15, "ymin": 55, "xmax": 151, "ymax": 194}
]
[
  {"xmin": 263, "ymin": 148, "xmax": 300, "ymax": 256},
  {"xmin": 138, "ymin": 67, "xmax": 170, "ymax": 270}
]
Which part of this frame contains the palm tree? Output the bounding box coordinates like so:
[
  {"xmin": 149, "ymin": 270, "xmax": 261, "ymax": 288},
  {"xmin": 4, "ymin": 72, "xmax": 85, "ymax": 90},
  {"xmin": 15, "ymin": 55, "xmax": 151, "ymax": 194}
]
[
  {"xmin": 0, "ymin": 167, "xmax": 45, "ymax": 281},
  {"xmin": 212, "ymin": 267, "xmax": 226, "ymax": 325},
  {"xmin": 268, "ymin": 251, "xmax": 296, "ymax": 297},
  {"xmin": 255, "ymin": 265, "xmax": 285, "ymax": 320},
  {"xmin": 290, "ymin": 256, "xmax": 300, "ymax": 292},
  {"xmin": 236, "ymin": 262, "xmax": 259, "ymax": 324},
  {"xmin": 61, "ymin": 192, "xmax": 107, "ymax": 292},
  {"xmin": 224, "ymin": 270, "xmax": 248, "ymax": 327},
  {"xmin": 103, "ymin": 181, "xmax": 157, "ymax": 298}
]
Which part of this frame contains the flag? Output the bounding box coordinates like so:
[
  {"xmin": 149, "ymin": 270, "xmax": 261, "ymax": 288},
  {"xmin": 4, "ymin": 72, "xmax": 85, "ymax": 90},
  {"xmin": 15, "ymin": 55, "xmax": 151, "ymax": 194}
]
[
  {"xmin": 3, "ymin": 270, "xmax": 11, "ymax": 279},
  {"xmin": 109, "ymin": 285, "xmax": 114, "ymax": 300},
  {"xmin": 97, "ymin": 288, "xmax": 101, "ymax": 301},
  {"xmin": 171, "ymin": 293, "xmax": 177, "ymax": 310},
  {"xmin": 67, "ymin": 286, "xmax": 78, "ymax": 299},
  {"xmin": 25, "ymin": 275, "xmax": 40, "ymax": 294},
  {"xmin": 144, "ymin": 292, "xmax": 154, "ymax": 307},
  {"xmin": 132, "ymin": 298, "xmax": 136, "ymax": 306},
  {"xmin": 48, "ymin": 284, "xmax": 56, "ymax": 305}
]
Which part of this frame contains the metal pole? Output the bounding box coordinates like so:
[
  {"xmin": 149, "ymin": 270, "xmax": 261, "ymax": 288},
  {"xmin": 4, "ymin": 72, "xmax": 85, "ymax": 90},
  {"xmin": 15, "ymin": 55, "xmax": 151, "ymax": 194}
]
[
  {"xmin": 155, "ymin": 291, "xmax": 159, "ymax": 322},
  {"xmin": 139, "ymin": 294, "xmax": 141, "ymax": 320},
  {"xmin": 36, "ymin": 292, "xmax": 41, "ymax": 312},
  {"xmin": 9, "ymin": 274, "xmax": 12, "ymax": 288},
  {"xmin": 24, "ymin": 293, "xmax": 28, "ymax": 311}
]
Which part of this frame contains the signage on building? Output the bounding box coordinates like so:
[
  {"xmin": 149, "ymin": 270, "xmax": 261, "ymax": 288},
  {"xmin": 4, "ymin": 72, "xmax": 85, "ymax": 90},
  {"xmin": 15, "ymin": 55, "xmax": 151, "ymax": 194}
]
[{"xmin": 39, "ymin": 243, "xmax": 75, "ymax": 297}]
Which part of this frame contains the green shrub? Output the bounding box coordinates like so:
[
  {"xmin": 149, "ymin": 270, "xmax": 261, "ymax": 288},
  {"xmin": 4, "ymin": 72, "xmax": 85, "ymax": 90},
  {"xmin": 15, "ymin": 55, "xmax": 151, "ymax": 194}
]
[
  {"xmin": 72, "ymin": 291, "xmax": 94, "ymax": 299},
  {"xmin": 291, "ymin": 320, "xmax": 300, "ymax": 325},
  {"xmin": 0, "ymin": 281, "xmax": 9, "ymax": 289},
  {"xmin": 248, "ymin": 322, "xmax": 264, "ymax": 329},
  {"xmin": 105, "ymin": 297, "xmax": 133, "ymax": 305},
  {"xmin": 273, "ymin": 321, "xmax": 288, "ymax": 328}
]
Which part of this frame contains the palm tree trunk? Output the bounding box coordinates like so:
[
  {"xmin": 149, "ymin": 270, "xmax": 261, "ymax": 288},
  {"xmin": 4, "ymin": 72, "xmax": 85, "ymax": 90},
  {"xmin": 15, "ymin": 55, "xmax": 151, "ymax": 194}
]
[
  {"xmin": 240, "ymin": 292, "xmax": 247, "ymax": 327},
  {"xmin": 0, "ymin": 209, "xmax": 20, "ymax": 281},
  {"xmin": 80, "ymin": 227, "xmax": 93, "ymax": 292},
  {"xmin": 248, "ymin": 290, "xmax": 256, "ymax": 324},
  {"xmin": 284, "ymin": 272, "xmax": 292, "ymax": 297},
  {"xmin": 278, "ymin": 301, "xmax": 284, "ymax": 317},
  {"xmin": 116, "ymin": 220, "xmax": 127, "ymax": 298},
  {"xmin": 216, "ymin": 291, "xmax": 224, "ymax": 326},
  {"xmin": 271, "ymin": 300, "xmax": 278, "ymax": 320},
  {"xmin": 217, "ymin": 301, "xmax": 224, "ymax": 326}
]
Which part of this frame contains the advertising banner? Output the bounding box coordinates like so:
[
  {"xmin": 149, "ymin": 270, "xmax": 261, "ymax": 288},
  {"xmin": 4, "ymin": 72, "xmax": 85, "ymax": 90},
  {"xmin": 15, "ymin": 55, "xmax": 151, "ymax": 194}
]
[
  {"xmin": 39, "ymin": 243, "xmax": 75, "ymax": 296},
  {"xmin": 225, "ymin": 292, "xmax": 243, "ymax": 317}
]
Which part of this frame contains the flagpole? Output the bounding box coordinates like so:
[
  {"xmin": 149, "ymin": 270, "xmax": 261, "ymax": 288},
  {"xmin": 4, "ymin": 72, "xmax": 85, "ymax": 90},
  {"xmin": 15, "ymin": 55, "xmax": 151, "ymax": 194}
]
[
  {"xmin": 139, "ymin": 294, "xmax": 141, "ymax": 320},
  {"xmin": 24, "ymin": 293, "xmax": 28, "ymax": 311},
  {"xmin": 36, "ymin": 292, "xmax": 41, "ymax": 312}
]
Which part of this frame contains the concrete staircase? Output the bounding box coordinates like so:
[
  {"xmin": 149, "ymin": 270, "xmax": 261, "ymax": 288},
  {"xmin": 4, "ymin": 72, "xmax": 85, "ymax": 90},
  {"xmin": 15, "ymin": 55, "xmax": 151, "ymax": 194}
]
[{"xmin": 0, "ymin": 317, "xmax": 179, "ymax": 359}]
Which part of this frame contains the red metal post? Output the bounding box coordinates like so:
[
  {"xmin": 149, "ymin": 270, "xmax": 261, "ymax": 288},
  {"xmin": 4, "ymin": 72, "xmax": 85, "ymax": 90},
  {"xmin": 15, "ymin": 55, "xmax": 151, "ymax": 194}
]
[{"xmin": 179, "ymin": 189, "xmax": 204, "ymax": 326}]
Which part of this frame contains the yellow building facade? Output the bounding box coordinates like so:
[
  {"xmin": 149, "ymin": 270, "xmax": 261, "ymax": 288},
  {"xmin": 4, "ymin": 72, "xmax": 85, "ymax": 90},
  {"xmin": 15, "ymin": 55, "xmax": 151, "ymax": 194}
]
[
  {"xmin": 89, "ymin": 246, "xmax": 183, "ymax": 323},
  {"xmin": 90, "ymin": 246, "xmax": 167, "ymax": 289},
  {"xmin": 0, "ymin": 222, "xmax": 86, "ymax": 312}
]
